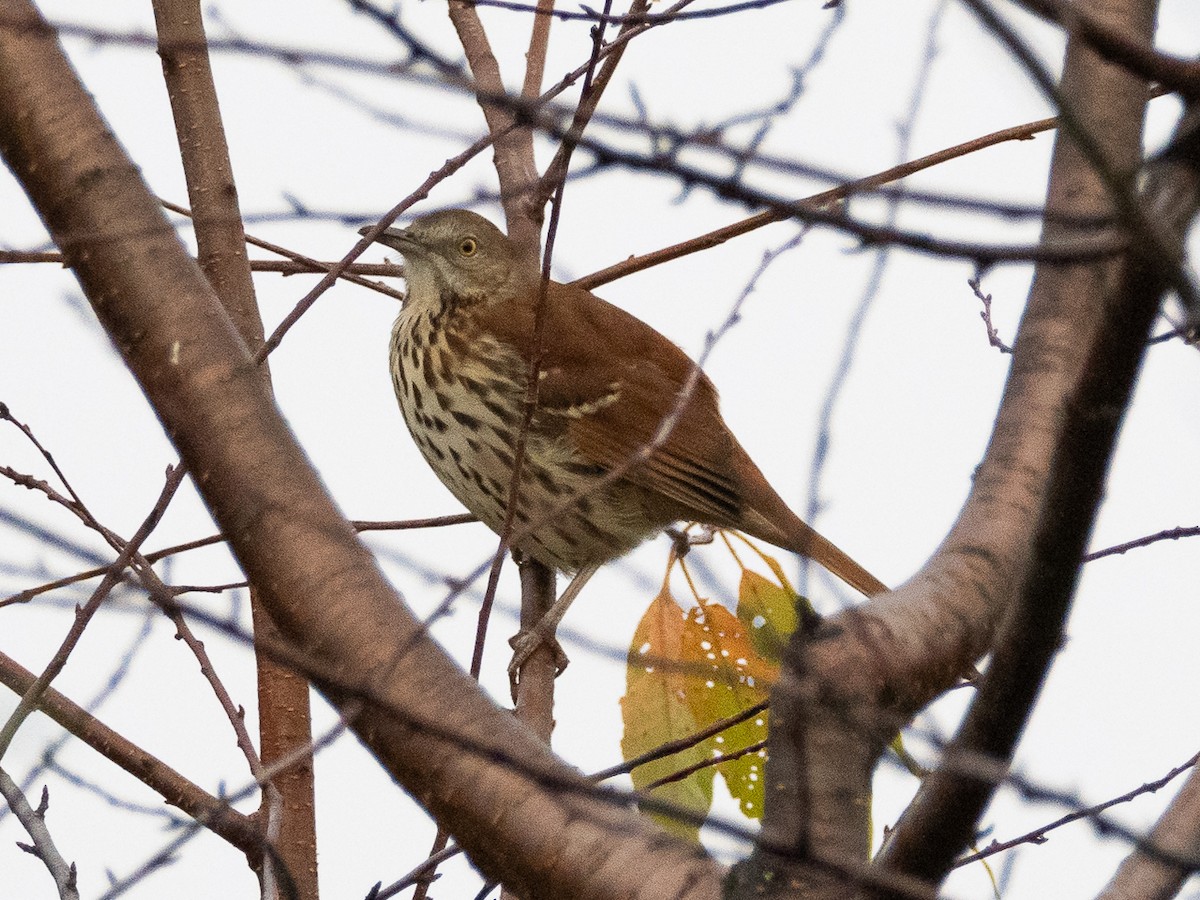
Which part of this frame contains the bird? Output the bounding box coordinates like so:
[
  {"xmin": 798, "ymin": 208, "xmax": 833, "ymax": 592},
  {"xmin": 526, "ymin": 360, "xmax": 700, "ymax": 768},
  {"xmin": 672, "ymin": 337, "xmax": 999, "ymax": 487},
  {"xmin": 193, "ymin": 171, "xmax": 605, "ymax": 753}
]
[{"xmin": 361, "ymin": 209, "xmax": 887, "ymax": 683}]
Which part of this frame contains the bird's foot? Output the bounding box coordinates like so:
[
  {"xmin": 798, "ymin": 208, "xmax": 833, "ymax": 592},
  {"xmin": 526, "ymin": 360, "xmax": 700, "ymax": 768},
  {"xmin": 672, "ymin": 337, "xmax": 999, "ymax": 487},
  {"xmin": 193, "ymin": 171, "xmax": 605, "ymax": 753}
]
[
  {"xmin": 507, "ymin": 629, "xmax": 570, "ymax": 702},
  {"xmin": 664, "ymin": 523, "xmax": 717, "ymax": 559}
]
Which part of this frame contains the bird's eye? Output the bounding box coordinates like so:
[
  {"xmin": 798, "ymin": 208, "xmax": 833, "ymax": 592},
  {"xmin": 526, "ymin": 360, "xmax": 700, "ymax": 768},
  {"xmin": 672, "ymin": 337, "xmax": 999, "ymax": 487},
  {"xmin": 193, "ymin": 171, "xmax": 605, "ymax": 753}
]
[{"xmin": 459, "ymin": 237, "xmax": 478, "ymax": 257}]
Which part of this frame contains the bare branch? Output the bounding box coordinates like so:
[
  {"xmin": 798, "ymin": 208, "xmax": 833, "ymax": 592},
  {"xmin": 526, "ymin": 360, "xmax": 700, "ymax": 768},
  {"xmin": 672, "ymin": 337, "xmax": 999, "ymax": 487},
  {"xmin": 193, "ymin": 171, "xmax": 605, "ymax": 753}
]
[
  {"xmin": 151, "ymin": 2, "xmax": 314, "ymax": 892},
  {"xmin": 1085, "ymin": 525, "xmax": 1200, "ymax": 561},
  {"xmin": 0, "ymin": 247, "xmax": 408, "ymax": 282},
  {"xmin": 464, "ymin": 0, "xmax": 793, "ymax": 24},
  {"xmin": 519, "ymin": 0, "xmax": 556, "ymax": 103},
  {"xmin": 0, "ymin": 419, "xmax": 273, "ymax": 852},
  {"xmin": 875, "ymin": 3, "xmax": 1196, "ymax": 891},
  {"xmin": 957, "ymin": 750, "xmax": 1200, "ymax": 869},
  {"xmin": 591, "ymin": 701, "xmax": 769, "ymax": 782},
  {"xmin": 160, "ymin": 198, "xmax": 408, "ymax": 301},
  {"xmin": 1015, "ymin": 0, "xmax": 1200, "ymax": 97},
  {"xmin": 0, "ymin": 468, "xmax": 185, "ymax": 762},
  {"xmin": 0, "ymin": 776, "xmax": 79, "ymax": 900},
  {"xmin": 445, "ymin": 0, "xmax": 540, "ymax": 251},
  {"xmin": 1098, "ymin": 753, "xmax": 1200, "ymax": 900},
  {"xmin": 368, "ymin": 844, "xmax": 464, "ymax": 900},
  {"xmin": 0, "ymin": 649, "xmax": 264, "ymax": 858},
  {"xmin": 535, "ymin": 0, "xmax": 650, "ymax": 207},
  {"xmin": 2, "ymin": 514, "xmax": 476, "ymax": 608},
  {"xmin": 643, "ymin": 741, "xmax": 767, "ymax": 791},
  {"xmin": 969, "ymin": 277, "xmax": 1015, "ymax": 354}
]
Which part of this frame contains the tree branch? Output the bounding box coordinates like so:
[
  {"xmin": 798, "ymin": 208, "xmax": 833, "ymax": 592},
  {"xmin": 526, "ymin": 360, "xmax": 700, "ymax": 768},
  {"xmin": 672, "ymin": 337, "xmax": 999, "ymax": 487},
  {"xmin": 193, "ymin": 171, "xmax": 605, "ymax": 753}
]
[
  {"xmin": 728, "ymin": 0, "xmax": 1195, "ymax": 896},
  {"xmin": 0, "ymin": 6, "xmax": 722, "ymax": 898},
  {"xmin": 151, "ymin": 2, "xmax": 316, "ymax": 894},
  {"xmin": 876, "ymin": 0, "xmax": 1197, "ymax": 891},
  {"xmin": 0, "ymin": 775, "xmax": 79, "ymax": 900},
  {"xmin": 0, "ymin": 649, "xmax": 264, "ymax": 858},
  {"xmin": 446, "ymin": 0, "xmax": 541, "ymax": 256},
  {"xmin": 0, "ymin": 468, "xmax": 184, "ymax": 762},
  {"xmin": 1015, "ymin": 0, "xmax": 1200, "ymax": 98},
  {"xmin": 1097, "ymin": 755, "xmax": 1200, "ymax": 900}
]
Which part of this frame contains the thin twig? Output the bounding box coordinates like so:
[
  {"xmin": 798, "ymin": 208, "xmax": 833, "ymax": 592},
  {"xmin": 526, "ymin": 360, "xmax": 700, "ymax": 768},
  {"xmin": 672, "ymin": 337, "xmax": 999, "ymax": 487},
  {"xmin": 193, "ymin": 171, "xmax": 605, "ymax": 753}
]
[
  {"xmin": 590, "ymin": 701, "xmax": 769, "ymax": 781},
  {"xmin": 0, "ymin": 248, "xmax": 408, "ymax": 279},
  {"xmin": 160, "ymin": 197, "xmax": 406, "ymax": 301},
  {"xmin": 1083, "ymin": 526, "xmax": 1200, "ymax": 562},
  {"xmin": 572, "ymin": 111, "xmax": 1079, "ymax": 290},
  {"xmin": 0, "ymin": 407, "xmax": 271, "ymax": 839},
  {"xmin": 2, "ymin": 514, "xmax": 476, "ymax": 608},
  {"xmin": 366, "ymin": 844, "xmax": 463, "ymax": 900},
  {"xmin": 535, "ymin": 0, "xmax": 650, "ymax": 207},
  {"xmin": 803, "ymin": 0, "xmax": 947, "ymax": 596},
  {"xmin": 0, "ymin": 776, "xmax": 79, "ymax": 900},
  {"xmin": 0, "ymin": 467, "xmax": 185, "ymax": 761},
  {"xmin": 0, "ymin": 649, "xmax": 264, "ymax": 857},
  {"xmin": 955, "ymin": 750, "xmax": 1200, "ymax": 867},
  {"xmin": 968, "ymin": 276, "xmax": 1014, "ymax": 354},
  {"xmin": 97, "ymin": 711, "xmax": 353, "ymax": 900},
  {"xmin": 643, "ymin": 740, "xmax": 767, "ymax": 790},
  {"xmin": 467, "ymin": 0, "xmax": 793, "ymax": 24}
]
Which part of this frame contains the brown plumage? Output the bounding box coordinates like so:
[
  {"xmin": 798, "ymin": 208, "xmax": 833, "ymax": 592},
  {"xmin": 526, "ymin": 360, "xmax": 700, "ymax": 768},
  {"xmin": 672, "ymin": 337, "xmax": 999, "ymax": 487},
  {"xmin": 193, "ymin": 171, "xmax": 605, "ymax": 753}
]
[{"xmin": 366, "ymin": 209, "xmax": 886, "ymax": 598}]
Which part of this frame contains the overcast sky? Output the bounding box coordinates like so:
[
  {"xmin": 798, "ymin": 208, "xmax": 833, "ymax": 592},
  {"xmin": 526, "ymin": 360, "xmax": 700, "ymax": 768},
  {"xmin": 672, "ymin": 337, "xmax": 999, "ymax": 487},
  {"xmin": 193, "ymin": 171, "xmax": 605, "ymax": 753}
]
[{"xmin": 2, "ymin": 2, "xmax": 1199, "ymax": 898}]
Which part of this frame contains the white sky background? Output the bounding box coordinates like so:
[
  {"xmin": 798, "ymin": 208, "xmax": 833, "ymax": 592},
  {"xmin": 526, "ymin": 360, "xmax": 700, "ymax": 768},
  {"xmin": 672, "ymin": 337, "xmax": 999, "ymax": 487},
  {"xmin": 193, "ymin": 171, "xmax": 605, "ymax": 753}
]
[{"xmin": 1, "ymin": 1, "xmax": 1199, "ymax": 898}]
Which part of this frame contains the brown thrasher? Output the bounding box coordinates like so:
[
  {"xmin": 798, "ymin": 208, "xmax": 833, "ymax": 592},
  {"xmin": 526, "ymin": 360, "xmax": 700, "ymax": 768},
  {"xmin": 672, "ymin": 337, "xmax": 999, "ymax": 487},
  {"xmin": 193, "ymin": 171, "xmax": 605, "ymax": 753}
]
[{"xmin": 363, "ymin": 209, "xmax": 886, "ymax": 683}]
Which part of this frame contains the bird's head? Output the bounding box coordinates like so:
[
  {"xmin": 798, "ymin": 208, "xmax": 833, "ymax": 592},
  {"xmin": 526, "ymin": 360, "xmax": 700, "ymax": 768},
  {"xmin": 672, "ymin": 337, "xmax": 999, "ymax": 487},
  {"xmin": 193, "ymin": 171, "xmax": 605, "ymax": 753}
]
[{"xmin": 360, "ymin": 209, "xmax": 526, "ymax": 309}]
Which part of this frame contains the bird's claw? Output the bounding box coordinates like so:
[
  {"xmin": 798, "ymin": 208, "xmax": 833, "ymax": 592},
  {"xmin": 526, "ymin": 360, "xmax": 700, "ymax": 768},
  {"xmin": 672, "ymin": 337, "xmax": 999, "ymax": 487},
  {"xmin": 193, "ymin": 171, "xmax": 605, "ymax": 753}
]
[{"xmin": 507, "ymin": 629, "xmax": 570, "ymax": 702}]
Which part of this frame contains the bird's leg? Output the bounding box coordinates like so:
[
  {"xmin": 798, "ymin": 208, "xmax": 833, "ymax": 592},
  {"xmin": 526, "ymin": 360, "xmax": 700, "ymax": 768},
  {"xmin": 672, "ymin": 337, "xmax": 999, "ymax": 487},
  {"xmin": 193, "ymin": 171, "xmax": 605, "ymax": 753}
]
[{"xmin": 508, "ymin": 560, "xmax": 602, "ymax": 699}]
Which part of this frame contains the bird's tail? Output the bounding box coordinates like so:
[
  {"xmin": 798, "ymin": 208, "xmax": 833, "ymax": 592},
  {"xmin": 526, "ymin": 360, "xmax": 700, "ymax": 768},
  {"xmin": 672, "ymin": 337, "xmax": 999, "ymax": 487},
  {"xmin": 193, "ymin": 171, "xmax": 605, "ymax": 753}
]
[
  {"xmin": 739, "ymin": 504, "xmax": 888, "ymax": 597},
  {"xmin": 787, "ymin": 521, "xmax": 888, "ymax": 597},
  {"xmin": 730, "ymin": 445, "xmax": 888, "ymax": 597}
]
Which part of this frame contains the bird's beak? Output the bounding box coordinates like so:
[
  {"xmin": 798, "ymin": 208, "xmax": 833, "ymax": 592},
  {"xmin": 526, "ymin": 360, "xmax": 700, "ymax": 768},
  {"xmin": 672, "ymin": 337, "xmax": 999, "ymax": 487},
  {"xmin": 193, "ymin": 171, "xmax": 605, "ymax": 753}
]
[{"xmin": 358, "ymin": 224, "xmax": 413, "ymax": 256}]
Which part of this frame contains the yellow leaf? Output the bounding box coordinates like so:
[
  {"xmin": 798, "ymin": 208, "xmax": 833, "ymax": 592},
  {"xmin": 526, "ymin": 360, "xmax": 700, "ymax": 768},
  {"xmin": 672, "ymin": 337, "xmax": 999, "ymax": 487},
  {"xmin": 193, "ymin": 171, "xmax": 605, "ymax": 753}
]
[
  {"xmin": 736, "ymin": 569, "xmax": 799, "ymax": 663},
  {"xmin": 622, "ymin": 585, "xmax": 714, "ymax": 841},
  {"xmin": 678, "ymin": 602, "xmax": 775, "ymax": 819}
]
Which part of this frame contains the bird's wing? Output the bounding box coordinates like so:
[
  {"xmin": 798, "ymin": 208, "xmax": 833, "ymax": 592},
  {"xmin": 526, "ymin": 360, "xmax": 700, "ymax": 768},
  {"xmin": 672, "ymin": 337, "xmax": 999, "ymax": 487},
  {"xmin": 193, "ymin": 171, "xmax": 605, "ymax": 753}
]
[{"xmin": 480, "ymin": 281, "xmax": 745, "ymax": 526}]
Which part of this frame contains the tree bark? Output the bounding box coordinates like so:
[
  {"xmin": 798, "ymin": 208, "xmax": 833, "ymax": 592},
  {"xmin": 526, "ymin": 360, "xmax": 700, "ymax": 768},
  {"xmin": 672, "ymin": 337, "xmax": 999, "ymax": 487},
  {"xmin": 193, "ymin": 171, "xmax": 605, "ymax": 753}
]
[{"xmin": 151, "ymin": 1, "xmax": 319, "ymax": 895}]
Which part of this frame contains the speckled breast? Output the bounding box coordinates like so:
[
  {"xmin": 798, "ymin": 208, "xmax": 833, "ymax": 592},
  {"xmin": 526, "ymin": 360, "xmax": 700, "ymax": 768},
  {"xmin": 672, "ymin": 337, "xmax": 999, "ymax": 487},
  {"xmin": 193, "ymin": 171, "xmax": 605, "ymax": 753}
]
[{"xmin": 389, "ymin": 306, "xmax": 669, "ymax": 572}]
